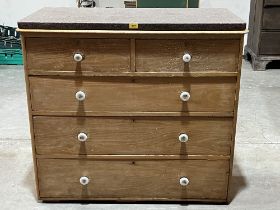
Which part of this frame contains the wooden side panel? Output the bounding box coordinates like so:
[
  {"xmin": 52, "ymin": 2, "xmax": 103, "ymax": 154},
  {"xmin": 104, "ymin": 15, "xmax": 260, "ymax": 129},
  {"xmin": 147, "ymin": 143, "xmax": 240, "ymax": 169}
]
[
  {"xmin": 246, "ymin": 0, "xmax": 264, "ymax": 55},
  {"xmin": 259, "ymin": 32, "xmax": 280, "ymax": 55},
  {"xmin": 29, "ymin": 77, "xmax": 236, "ymax": 113},
  {"xmin": 226, "ymin": 36, "xmax": 244, "ymax": 203},
  {"xmin": 33, "ymin": 116, "xmax": 233, "ymax": 156},
  {"xmin": 21, "ymin": 35, "xmax": 40, "ymax": 199},
  {"xmin": 26, "ymin": 38, "xmax": 131, "ymax": 73},
  {"xmin": 247, "ymin": 0, "xmax": 257, "ymax": 51},
  {"xmin": 135, "ymin": 39, "xmax": 240, "ymax": 72},
  {"xmin": 37, "ymin": 159, "xmax": 229, "ymax": 200},
  {"xmin": 262, "ymin": 8, "xmax": 280, "ymax": 29}
]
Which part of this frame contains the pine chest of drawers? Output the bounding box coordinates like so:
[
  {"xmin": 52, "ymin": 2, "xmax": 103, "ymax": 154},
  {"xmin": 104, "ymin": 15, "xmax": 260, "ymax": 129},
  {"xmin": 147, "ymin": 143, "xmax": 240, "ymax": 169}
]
[{"xmin": 18, "ymin": 7, "xmax": 246, "ymax": 203}]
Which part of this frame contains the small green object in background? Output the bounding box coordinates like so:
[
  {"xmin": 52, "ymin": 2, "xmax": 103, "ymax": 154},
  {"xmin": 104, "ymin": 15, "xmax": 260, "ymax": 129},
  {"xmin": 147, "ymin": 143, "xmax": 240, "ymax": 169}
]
[
  {"xmin": 0, "ymin": 49, "xmax": 23, "ymax": 65},
  {"xmin": 137, "ymin": 0, "xmax": 199, "ymax": 8},
  {"xmin": 188, "ymin": 0, "xmax": 199, "ymax": 8}
]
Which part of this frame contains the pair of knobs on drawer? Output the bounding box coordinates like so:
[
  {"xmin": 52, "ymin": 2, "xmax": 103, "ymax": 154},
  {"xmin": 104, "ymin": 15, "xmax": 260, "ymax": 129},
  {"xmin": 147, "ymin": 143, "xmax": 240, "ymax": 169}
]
[
  {"xmin": 77, "ymin": 133, "xmax": 188, "ymax": 143},
  {"xmin": 75, "ymin": 91, "xmax": 190, "ymax": 102},
  {"xmin": 79, "ymin": 176, "xmax": 189, "ymax": 186},
  {"xmin": 73, "ymin": 53, "xmax": 192, "ymax": 63}
]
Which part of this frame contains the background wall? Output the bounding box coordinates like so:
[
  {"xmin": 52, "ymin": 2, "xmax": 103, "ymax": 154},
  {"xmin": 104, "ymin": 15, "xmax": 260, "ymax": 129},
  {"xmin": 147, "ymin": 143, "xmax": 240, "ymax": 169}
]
[{"xmin": 0, "ymin": 0, "xmax": 250, "ymax": 29}]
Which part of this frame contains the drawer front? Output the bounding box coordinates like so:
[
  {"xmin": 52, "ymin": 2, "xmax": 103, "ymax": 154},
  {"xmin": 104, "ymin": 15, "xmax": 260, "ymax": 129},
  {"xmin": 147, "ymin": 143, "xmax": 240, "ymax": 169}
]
[
  {"xmin": 264, "ymin": 0, "xmax": 280, "ymax": 7},
  {"xmin": 135, "ymin": 39, "xmax": 240, "ymax": 72},
  {"xmin": 37, "ymin": 159, "xmax": 229, "ymax": 200},
  {"xmin": 259, "ymin": 32, "xmax": 280, "ymax": 55},
  {"xmin": 33, "ymin": 116, "xmax": 233, "ymax": 156},
  {"xmin": 29, "ymin": 77, "xmax": 236, "ymax": 113},
  {"xmin": 263, "ymin": 8, "xmax": 280, "ymax": 29},
  {"xmin": 26, "ymin": 38, "xmax": 131, "ymax": 73}
]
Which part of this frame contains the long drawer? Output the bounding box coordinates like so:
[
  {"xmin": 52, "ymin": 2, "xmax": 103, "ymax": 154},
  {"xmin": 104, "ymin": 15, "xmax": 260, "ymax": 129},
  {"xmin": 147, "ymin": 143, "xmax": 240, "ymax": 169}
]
[
  {"xmin": 33, "ymin": 116, "xmax": 233, "ymax": 156},
  {"xmin": 29, "ymin": 77, "xmax": 236, "ymax": 113},
  {"xmin": 263, "ymin": 7, "xmax": 280, "ymax": 30},
  {"xmin": 136, "ymin": 39, "xmax": 240, "ymax": 72},
  {"xmin": 26, "ymin": 38, "xmax": 131, "ymax": 73},
  {"xmin": 37, "ymin": 159, "xmax": 229, "ymax": 200}
]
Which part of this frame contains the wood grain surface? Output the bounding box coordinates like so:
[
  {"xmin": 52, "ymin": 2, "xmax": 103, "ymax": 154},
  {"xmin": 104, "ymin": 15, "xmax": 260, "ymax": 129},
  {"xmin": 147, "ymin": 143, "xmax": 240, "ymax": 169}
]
[
  {"xmin": 33, "ymin": 116, "xmax": 233, "ymax": 156},
  {"xmin": 260, "ymin": 32, "xmax": 280, "ymax": 55},
  {"xmin": 29, "ymin": 77, "xmax": 236, "ymax": 113},
  {"xmin": 37, "ymin": 159, "xmax": 229, "ymax": 200},
  {"xmin": 26, "ymin": 38, "xmax": 131, "ymax": 73},
  {"xmin": 263, "ymin": 7, "xmax": 280, "ymax": 30},
  {"xmin": 20, "ymin": 28, "xmax": 244, "ymax": 202},
  {"xmin": 136, "ymin": 39, "xmax": 240, "ymax": 72}
]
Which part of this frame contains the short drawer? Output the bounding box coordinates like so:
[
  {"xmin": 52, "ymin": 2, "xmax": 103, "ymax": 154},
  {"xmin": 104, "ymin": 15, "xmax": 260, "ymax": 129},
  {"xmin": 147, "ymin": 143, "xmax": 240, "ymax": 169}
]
[
  {"xmin": 259, "ymin": 32, "xmax": 280, "ymax": 55},
  {"xmin": 37, "ymin": 159, "xmax": 229, "ymax": 200},
  {"xmin": 33, "ymin": 116, "xmax": 233, "ymax": 156},
  {"xmin": 263, "ymin": 7, "xmax": 280, "ymax": 29},
  {"xmin": 135, "ymin": 39, "xmax": 240, "ymax": 72},
  {"xmin": 26, "ymin": 38, "xmax": 131, "ymax": 73},
  {"xmin": 29, "ymin": 77, "xmax": 236, "ymax": 113},
  {"xmin": 264, "ymin": 0, "xmax": 280, "ymax": 7}
]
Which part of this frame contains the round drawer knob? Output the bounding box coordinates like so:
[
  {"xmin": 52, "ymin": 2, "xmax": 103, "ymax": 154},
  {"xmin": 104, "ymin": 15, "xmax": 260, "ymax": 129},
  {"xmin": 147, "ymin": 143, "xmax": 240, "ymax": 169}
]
[
  {"xmin": 75, "ymin": 91, "xmax": 86, "ymax": 101},
  {"xmin": 183, "ymin": 53, "xmax": 191, "ymax": 63},
  {"xmin": 179, "ymin": 133, "xmax": 189, "ymax": 143},
  {"xmin": 80, "ymin": 176, "xmax": 89, "ymax": 186},
  {"xmin": 179, "ymin": 177, "xmax": 189, "ymax": 186},
  {"xmin": 180, "ymin": 91, "xmax": 190, "ymax": 102},
  {"xmin": 73, "ymin": 53, "xmax": 83, "ymax": 62},
  {"xmin": 77, "ymin": 132, "xmax": 88, "ymax": 142}
]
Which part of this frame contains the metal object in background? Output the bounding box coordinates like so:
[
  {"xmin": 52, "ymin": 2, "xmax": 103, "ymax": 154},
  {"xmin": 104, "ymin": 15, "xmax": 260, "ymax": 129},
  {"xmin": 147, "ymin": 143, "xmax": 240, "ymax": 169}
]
[
  {"xmin": 77, "ymin": 0, "xmax": 96, "ymax": 8},
  {"xmin": 136, "ymin": 0, "xmax": 199, "ymax": 8},
  {"xmin": 0, "ymin": 25, "xmax": 23, "ymax": 65},
  {"xmin": 124, "ymin": 1, "xmax": 136, "ymax": 8}
]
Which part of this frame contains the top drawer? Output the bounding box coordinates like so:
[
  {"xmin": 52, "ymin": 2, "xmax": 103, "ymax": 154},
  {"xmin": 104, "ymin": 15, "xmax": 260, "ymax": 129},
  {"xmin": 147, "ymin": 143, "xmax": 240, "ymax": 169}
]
[
  {"xmin": 264, "ymin": 0, "xmax": 280, "ymax": 7},
  {"xmin": 25, "ymin": 38, "xmax": 240, "ymax": 74},
  {"xmin": 26, "ymin": 38, "xmax": 131, "ymax": 73}
]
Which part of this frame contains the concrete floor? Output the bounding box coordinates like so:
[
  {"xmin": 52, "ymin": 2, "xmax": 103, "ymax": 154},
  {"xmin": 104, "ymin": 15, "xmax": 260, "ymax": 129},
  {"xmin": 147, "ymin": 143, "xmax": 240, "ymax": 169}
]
[{"xmin": 0, "ymin": 61, "xmax": 279, "ymax": 210}]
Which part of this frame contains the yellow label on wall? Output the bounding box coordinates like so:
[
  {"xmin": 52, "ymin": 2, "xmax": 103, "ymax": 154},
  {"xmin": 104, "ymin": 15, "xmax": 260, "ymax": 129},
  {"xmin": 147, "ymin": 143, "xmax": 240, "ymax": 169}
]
[{"xmin": 129, "ymin": 23, "xmax": 139, "ymax": 29}]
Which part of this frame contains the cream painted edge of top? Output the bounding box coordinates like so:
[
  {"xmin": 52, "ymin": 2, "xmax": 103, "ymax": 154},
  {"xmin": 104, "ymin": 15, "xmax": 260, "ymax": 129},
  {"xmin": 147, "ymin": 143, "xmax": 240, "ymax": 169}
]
[{"xmin": 17, "ymin": 29, "xmax": 248, "ymax": 34}]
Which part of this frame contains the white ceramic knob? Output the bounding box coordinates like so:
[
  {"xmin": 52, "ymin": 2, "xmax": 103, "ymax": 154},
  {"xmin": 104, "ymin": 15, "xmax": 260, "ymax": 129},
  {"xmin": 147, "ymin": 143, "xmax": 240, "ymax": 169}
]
[
  {"xmin": 77, "ymin": 132, "xmax": 88, "ymax": 142},
  {"xmin": 180, "ymin": 91, "xmax": 190, "ymax": 102},
  {"xmin": 73, "ymin": 53, "xmax": 83, "ymax": 62},
  {"xmin": 75, "ymin": 91, "xmax": 86, "ymax": 101},
  {"xmin": 179, "ymin": 177, "xmax": 189, "ymax": 186},
  {"xmin": 183, "ymin": 53, "xmax": 191, "ymax": 63},
  {"xmin": 80, "ymin": 176, "xmax": 89, "ymax": 185},
  {"xmin": 179, "ymin": 133, "xmax": 189, "ymax": 143}
]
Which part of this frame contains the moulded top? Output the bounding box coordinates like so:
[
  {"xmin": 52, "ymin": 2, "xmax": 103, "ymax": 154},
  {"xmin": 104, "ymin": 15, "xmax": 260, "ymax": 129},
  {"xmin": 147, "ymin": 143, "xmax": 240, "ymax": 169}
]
[{"xmin": 18, "ymin": 7, "xmax": 246, "ymax": 31}]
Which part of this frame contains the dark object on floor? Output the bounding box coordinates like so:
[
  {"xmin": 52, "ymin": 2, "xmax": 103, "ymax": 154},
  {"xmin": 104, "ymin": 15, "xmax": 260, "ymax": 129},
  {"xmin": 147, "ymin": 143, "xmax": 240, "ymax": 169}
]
[{"xmin": 245, "ymin": 0, "xmax": 280, "ymax": 71}]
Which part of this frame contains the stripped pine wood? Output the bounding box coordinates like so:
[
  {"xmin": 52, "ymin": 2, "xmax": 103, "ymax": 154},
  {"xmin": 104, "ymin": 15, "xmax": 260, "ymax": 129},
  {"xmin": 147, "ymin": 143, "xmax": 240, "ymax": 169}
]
[{"xmin": 37, "ymin": 159, "xmax": 230, "ymax": 200}]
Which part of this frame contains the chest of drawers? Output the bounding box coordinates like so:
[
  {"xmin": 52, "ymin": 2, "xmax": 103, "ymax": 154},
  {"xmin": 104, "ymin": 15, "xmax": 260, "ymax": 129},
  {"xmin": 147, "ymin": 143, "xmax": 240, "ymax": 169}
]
[
  {"xmin": 245, "ymin": 0, "xmax": 280, "ymax": 70},
  {"xmin": 18, "ymin": 7, "xmax": 246, "ymax": 203}
]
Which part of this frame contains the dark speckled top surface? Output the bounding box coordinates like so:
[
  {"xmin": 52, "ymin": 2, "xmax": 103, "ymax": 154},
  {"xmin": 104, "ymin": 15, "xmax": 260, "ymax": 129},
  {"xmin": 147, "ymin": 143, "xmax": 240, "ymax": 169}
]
[{"xmin": 18, "ymin": 7, "xmax": 246, "ymax": 31}]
